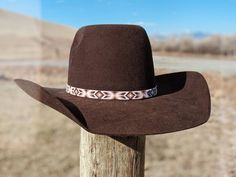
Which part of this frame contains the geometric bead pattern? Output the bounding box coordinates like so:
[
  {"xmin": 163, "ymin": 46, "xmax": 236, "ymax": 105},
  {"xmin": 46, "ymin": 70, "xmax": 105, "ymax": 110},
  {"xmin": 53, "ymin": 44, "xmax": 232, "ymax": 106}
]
[{"xmin": 66, "ymin": 84, "xmax": 158, "ymax": 101}]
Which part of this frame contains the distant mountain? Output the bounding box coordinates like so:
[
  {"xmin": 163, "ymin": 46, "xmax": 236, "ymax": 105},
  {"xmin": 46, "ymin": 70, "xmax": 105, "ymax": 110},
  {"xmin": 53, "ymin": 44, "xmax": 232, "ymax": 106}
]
[
  {"xmin": 151, "ymin": 32, "xmax": 210, "ymax": 40},
  {"xmin": 0, "ymin": 9, "xmax": 77, "ymax": 60}
]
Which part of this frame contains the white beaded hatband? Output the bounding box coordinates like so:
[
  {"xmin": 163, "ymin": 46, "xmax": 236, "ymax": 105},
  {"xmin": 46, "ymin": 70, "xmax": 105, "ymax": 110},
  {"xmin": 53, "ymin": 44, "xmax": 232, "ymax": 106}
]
[{"xmin": 66, "ymin": 84, "xmax": 157, "ymax": 100}]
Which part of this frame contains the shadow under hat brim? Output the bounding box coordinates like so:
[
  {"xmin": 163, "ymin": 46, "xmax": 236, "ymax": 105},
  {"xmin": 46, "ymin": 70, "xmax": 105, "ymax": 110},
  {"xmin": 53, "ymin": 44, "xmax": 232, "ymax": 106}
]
[{"xmin": 15, "ymin": 71, "xmax": 211, "ymax": 136}]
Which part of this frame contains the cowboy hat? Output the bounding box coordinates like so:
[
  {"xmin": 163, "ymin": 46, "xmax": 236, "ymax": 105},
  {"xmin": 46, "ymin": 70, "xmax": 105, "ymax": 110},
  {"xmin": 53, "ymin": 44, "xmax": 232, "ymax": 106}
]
[{"xmin": 15, "ymin": 24, "xmax": 211, "ymax": 136}]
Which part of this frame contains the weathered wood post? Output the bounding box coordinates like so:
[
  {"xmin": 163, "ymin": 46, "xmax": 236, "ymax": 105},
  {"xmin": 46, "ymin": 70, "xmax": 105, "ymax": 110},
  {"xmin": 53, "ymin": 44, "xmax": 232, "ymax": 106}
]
[{"xmin": 80, "ymin": 128, "xmax": 146, "ymax": 177}]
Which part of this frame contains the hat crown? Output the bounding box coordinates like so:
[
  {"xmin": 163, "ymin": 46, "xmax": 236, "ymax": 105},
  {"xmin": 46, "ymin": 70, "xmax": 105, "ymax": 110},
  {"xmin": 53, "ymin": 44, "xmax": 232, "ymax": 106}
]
[{"xmin": 68, "ymin": 24, "xmax": 155, "ymax": 91}]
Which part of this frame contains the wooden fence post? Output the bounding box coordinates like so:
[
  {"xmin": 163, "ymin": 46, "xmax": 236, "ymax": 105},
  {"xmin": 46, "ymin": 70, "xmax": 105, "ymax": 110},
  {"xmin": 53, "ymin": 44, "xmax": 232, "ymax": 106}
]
[{"xmin": 80, "ymin": 128, "xmax": 146, "ymax": 177}]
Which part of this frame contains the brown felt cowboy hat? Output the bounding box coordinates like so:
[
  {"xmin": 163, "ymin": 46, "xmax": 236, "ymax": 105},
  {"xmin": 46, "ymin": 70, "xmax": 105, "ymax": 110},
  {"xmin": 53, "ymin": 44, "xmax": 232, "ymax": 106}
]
[{"xmin": 15, "ymin": 24, "xmax": 211, "ymax": 136}]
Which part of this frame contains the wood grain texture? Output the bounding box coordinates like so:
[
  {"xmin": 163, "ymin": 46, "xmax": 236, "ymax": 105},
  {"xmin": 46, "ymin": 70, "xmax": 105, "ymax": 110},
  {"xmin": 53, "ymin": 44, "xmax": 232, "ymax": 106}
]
[{"xmin": 80, "ymin": 128, "xmax": 146, "ymax": 177}]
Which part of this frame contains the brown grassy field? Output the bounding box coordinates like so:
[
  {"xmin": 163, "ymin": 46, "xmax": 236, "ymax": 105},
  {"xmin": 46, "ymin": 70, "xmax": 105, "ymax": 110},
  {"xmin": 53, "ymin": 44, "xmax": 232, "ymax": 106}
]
[
  {"xmin": 0, "ymin": 64, "xmax": 235, "ymax": 177},
  {"xmin": 151, "ymin": 35, "xmax": 236, "ymax": 58}
]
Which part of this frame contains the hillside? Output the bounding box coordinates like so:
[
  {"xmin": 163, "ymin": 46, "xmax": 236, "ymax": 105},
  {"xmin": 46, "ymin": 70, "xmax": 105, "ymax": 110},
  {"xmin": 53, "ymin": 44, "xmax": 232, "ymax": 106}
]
[
  {"xmin": 1, "ymin": 9, "xmax": 235, "ymax": 60},
  {"xmin": 0, "ymin": 9, "xmax": 77, "ymax": 60}
]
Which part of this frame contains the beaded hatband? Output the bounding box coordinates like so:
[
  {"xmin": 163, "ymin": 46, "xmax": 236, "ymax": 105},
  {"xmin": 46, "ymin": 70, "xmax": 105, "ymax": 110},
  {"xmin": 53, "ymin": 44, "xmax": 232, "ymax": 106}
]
[{"xmin": 66, "ymin": 84, "xmax": 157, "ymax": 100}]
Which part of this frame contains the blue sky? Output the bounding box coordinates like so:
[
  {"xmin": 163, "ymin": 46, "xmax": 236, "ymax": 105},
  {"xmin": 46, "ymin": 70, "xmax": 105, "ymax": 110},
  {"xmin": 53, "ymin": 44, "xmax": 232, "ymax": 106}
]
[{"xmin": 0, "ymin": 0, "xmax": 236, "ymax": 35}]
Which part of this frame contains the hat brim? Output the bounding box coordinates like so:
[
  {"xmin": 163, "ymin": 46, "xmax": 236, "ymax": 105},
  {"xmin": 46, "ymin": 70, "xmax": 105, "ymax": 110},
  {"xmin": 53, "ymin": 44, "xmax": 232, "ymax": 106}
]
[{"xmin": 15, "ymin": 71, "xmax": 211, "ymax": 136}]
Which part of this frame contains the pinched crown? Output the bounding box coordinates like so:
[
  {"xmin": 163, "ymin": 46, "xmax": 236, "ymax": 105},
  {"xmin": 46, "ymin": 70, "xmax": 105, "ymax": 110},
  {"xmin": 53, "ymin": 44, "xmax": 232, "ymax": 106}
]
[{"xmin": 67, "ymin": 24, "xmax": 156, "ymax": 91}]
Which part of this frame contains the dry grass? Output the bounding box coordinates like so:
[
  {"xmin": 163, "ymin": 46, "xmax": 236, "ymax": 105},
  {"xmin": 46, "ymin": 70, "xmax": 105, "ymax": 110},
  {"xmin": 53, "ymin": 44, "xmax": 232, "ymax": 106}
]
[
  {"xmin": 1, "ymin": 64, "xmax": 236, "ymax": 177},
  {"xmin": 0, "ymin": 9, "xmax": 76, "ymax": 60},
  {"xmin": 151, "ymin": 35, "xmax": 236, "ymax": 57}
]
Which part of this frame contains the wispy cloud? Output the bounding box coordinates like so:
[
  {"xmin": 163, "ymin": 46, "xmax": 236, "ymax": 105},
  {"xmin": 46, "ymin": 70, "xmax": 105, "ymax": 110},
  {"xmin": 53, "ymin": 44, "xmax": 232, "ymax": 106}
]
[
  {"xmin": 184, "ymin": 28, "xmax": 191, "ymax": 33},
  {"xmin": 127, "ymin": 21, "xmax": 158, "ymax": 28},
  {"xmin": 126, "ymin": 21, "xmax": 159, "ymax": 34}
]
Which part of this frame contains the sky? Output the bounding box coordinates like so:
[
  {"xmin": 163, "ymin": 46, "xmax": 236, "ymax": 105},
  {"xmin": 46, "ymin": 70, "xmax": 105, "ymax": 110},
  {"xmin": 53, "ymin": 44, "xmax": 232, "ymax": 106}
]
[{"xmin": 0, "ymin": 0, "xmax": 236, "ymax": 35}]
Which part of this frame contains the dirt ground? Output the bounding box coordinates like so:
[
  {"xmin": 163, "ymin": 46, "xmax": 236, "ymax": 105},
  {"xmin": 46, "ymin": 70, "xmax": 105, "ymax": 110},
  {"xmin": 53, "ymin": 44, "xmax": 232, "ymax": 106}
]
[{"xmin": 0, "ymin": 64, "xmax": 235, "ymax": 177}]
